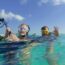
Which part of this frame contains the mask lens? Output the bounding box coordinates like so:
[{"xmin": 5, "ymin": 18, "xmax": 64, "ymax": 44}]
[{"xmin": 19, "ymin": 26, "xmax": 29, "ymax": 32}]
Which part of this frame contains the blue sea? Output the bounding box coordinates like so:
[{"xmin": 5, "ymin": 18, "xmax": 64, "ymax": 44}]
[{"xmin": 0, "ymin": 34, "xmax": 65, "ymax": 65}]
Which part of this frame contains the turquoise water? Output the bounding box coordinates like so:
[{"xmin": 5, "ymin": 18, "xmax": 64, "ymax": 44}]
[{"xmin": 0, "ymin": 35, "xmax": 65, "ymax": 65}]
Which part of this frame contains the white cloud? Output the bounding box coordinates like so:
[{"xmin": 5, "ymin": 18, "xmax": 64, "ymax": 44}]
[
  {"xmin": 38, "ymin": 0, "xmax": 65, "ymax": 6},
  {"xmin": 0, "ymin": 9, "xmax": 24, "ymax": 21},
  {"xmin": 20, "ymin": 0, "xmax": 28, "ymax": 5},
  {"xmin": 38, "ymin": 0, "xmax": 48, "ymax": 6},
  {"xmin": 52, "ymin": 0, "xmax": 65, "ymax": 5},
  {"xmin": 52, "ymin": 0, "xmax": 61, "ymax": 5}
]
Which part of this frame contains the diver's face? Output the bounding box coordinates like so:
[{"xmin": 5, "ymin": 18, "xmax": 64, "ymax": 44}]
[
  {"xmin": 42, "ymin": 27, "xmax": 49, "ymax": 36},
  {"xmin": 45, "ymin": 27, "xmax": 49, "ymax": 31},
  {"xmin": 19, "ymin": 25, "xmax": 29, "ymax": 36}
]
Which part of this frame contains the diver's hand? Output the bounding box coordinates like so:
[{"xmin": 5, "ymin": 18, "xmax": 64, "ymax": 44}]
[
  {"xmin": 54, "ymin": 26, "xmax": 58, "ymax": 30},
  {"xmin": 6, "ymin": 27, "xmax": 12, "ymax": 32},
  {"xmin": 5, "ymin": 27, "xmax": 20, "ymax": 42},
  {"xmin": 5, "ymin": 27, "xmax": 12, "ymax": 38},
  {"xmin": 53, "ymin": 26, "xmax": 59, "ymax": 37}
]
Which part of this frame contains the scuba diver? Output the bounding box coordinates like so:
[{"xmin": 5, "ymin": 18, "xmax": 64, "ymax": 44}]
[{"xmin": 41, "ymin": 26, "xmax": 59, "ymax": 65}]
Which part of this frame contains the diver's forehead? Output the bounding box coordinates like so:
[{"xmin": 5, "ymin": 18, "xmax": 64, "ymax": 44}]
[
  {"xmin": 42, "ymin": 27, "xmax": 48, "ymax": 30},
  {"xmin": 45, "ymin": 27, "xmax": 48, "ymax": 30},
  {"xmin": 21, "ymin": 25, "xmax": 28, "ymax": 28}
]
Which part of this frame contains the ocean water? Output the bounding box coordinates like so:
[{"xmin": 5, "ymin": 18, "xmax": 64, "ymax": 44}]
[{"xmin": 0, "ymin": 34, "xmax": 65, "ymax": 65}]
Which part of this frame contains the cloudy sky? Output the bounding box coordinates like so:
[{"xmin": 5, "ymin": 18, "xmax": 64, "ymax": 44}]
[{"xmin": 0, "ymin": 0, "xmax": 65, "ymax": 35}]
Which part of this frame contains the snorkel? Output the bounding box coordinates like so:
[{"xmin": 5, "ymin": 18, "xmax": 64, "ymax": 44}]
[
  {"xmin": 0, "ymin": 18, "xmax": 8, "ymax": 40},
  {"xmin": 0, "ymin": 18, "xmax": 7, "ymax": 28},
  {"xmin": 0, "ymin": 18, "xmax": 12, "ymax": 37},
  {"xmin": 18, "ymin": 24, "xmax": 30, "ymax": 39}
]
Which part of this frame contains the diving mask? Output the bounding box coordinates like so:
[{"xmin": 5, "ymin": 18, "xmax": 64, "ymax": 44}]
[{"xmin": 18, "ymin": 24, "xmax": 30, "ymax": 36}]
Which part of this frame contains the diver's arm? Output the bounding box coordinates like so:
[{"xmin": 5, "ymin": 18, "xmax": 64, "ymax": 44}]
[
  {"xmin": 30, "ymin": 36, "xmax": 46, "ymax": 43},
  {"xmin": 5, "ymin": 27, "xmax": 19, "ymax": 42},
  {"xmin": 5, "ymin": 27, "xmax": 11, "ymax": 38}
]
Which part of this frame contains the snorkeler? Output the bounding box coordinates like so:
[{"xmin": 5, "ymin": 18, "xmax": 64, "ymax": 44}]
[
  {"xmin": 41, "ymin": 26, "xmax": 59, "ymax": 37},
  {"xmin": 17, "ymin": 24, "xmax": 32, "ymax": 65},
  {"xmin": 5, "ymin": 24, "xmax": 30, "ymax": 41},
  {"xmin": 41, "ymin": 26, "xmax": 59, "ymax": 65},
  {"xmin": 4, "ymin": 24, "xmax": 32, "ymax": 65},
  {"xmin": 18, "ymin": 24, "xmax": 30, "ymax": 41}
]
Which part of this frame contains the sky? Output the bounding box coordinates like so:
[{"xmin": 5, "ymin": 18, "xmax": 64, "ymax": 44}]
[{"xmin": 0, "ymin": 0, "xmax": 65, "ymax": 35}]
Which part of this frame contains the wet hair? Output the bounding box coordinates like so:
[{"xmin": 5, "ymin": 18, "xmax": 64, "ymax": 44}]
[
  {"xmin": 41, "ymin": 26, "xmax": 49, "ymax": 36},
  {"xmin": 41, "ymin": 26, "xmax": 48, "ymax": 30}
]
